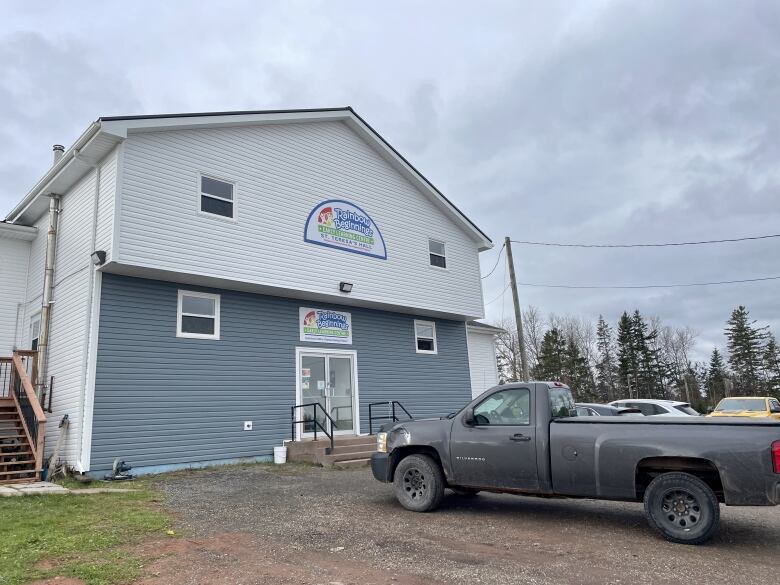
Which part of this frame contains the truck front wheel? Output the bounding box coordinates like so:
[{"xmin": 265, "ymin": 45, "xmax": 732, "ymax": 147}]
[
  {"xmin": 643, "ymin": 472, "xmax": 720, "ymax": 545},
  {"xmin": 393, "ymin": 454, "xmax": 445, "ymax": 512}
]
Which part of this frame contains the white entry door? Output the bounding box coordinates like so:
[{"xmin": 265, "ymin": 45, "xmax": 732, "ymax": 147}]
[{"xmin": 297, "ymin": 349, "xmax": 358, "ymax": 438}]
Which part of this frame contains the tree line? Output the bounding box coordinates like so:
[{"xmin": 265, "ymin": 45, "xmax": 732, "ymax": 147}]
[{"xmin": 493, "ymin": 305, "xmax": 780, "ymax": 410}]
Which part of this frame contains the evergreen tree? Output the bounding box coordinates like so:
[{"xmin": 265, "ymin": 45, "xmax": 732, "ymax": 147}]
[
  {"xmin": 616, "ymin": 312, "xmax": 636, "ymax": 398},
  {"xmin": 705, "ymin": 348, "xmax": 728, "ymax": 405},
  {"xmin": 631, "ymin": 310, "xmax": 664, "ymax": 399},
  {"xmin": 532, "ymin": 328, "xmax": 566, "ymax": 382},
  {"xmin": 764, "ymin": 334, "xmax": 780, "ymax": 399},
  {"xmin": 595, "ymin": 316, "xmax": 618, "ymax": 402},
  {"xmin": 564, "ymin": 336, "xmax": 596, "ymax": 401},
  {"xmin": 724, "ymin": 306, "xmax": 767, "ymax": 395}
]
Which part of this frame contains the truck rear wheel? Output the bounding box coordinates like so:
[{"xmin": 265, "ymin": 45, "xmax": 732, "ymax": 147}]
[
  {"xmin": 393, "ymin": 454, "xmax": 445, "ymax": 512},
  {"xmin": 643, "ymin": 472, "xmax": 719, "ymax": 545}
]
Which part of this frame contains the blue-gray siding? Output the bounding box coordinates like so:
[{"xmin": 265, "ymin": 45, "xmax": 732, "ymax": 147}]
[{"xmin": 90, "ymin": 274, "xmax": 471, "ymax": 472}]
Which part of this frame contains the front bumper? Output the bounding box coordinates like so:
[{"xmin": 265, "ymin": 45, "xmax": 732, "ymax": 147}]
[{"xmin": 371, "ymin": 452, "xmax": 391, "ymax": 482}]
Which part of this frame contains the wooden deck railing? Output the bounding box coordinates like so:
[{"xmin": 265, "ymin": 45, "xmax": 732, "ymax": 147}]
[{"xmin": 8, "ymin": 351, "xmax": 46, "ymax": 479}]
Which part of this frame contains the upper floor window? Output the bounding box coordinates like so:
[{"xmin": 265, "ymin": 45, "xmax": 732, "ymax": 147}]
[
  {"xmin": 414, "ymin": 320, "xmax": 437, "ymax": 354},
  {"xmin": 30, "ymin": 315, "xmax": 41, "ymax": 351},
  {"xmin": 200, "ymin": 175, "xmax": 235, "ymax": 219},
  {"xmin": 177, "ymin": 290, "xmax": 220, "ymax": 339},
  {"xmin": 428, "ymin": 239, "xmax": 446, "ymax": 268}
]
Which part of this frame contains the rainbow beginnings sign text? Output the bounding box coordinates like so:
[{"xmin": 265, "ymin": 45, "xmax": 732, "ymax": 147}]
[{"xmin": 304, "ymin": 199, "xmax": 387, "ymax": 259}]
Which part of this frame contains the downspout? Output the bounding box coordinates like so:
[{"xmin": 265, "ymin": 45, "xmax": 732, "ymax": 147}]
[
  {"xmin": 36, "ymin": 193, "xmax": 61, "ymax": 400},
  {"xmin": 76, "ymin": 155, "xmax": 101, "ymax": 472}
]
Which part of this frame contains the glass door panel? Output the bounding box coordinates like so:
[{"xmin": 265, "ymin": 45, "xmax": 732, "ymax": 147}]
[
  {"xmin": 300, "ymin": 355, "xmax": 326, "ymax": 436},
  {"xmin": 328, "ymin": 356, "xmax": 354, "ymax": 434}
]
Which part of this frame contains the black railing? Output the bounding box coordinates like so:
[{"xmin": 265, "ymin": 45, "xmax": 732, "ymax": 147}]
[
  {"xmin": 13, "ymin": 373, "xmax": 38, "ymax": 447},
  {"xmin": 368, "ymin": 401, "xmax": 413, "ymax": 434},
  {"xmin": 291, "ymin": 402, "xmax": 339, "ymax": 453}
]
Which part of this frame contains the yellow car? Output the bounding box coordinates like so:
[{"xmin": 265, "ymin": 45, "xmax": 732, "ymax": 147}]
[{"xmin": 707, "ymin": 396, "xmax": 780, "ymax": 419}]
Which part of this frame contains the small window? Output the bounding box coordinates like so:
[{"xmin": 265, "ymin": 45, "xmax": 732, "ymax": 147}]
[
  {"xmin": 549, "ymin": 388, "xmax": 577, "ymax": 418},
  {"xmin": 473, "ymin": 388, "xmax": 530, "ymax": 425},
  {"xmin": 429, "ymin": 239, "xmax": 446, "ymax": 268},
  {"xmin": 200, "ymin": 175, "xmax": 235, "ymax": 219},
  {"xmin": 30, "ymin": 316, "xmax": 40, "ymax": 351},
  {"xmin": 177, "ymin": 290, "xmax": 220, "ymax": 339},
  {"xmin": 414, "ymin": 320, "xmax": 437, "ymax": 354}
]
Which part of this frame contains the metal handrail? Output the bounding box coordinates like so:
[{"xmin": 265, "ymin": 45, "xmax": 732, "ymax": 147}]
[
  {"xmin": 368, "ymin": 400, "xmax": 413, "ymax": 434},
  {"xmin": 291, "ymin": 402, "xmax": 339, "ymax": 453}
]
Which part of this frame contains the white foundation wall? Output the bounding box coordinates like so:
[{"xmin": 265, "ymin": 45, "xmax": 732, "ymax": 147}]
[
  {"xmin": 468, "ymin": 328, "xmax": 499, "ymax": 399},
  {"xmin": 0, "ymin": 236, "xmax": 31, "ymax": 354},
  {"xmin": 18, "ymin": 146, "xmax": 118, "ymax": 470}
]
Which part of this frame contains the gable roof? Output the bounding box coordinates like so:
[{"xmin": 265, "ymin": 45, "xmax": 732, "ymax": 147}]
[{"xmin": 6, "ymin": 107, "xmax": 492, "ymax": 250}]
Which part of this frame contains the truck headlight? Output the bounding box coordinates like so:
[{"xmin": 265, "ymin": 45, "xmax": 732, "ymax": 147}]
[{"xmin": 376, "ymin": 432, "xmax": 388, "ymax": 453}]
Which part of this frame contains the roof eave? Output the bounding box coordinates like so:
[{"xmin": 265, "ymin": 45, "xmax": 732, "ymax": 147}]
[{"xmin": 5, "ymin": 121, "xmax": 102, "ymax": 223}]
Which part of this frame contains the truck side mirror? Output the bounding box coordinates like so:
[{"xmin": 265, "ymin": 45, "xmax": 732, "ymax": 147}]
[{"xmin": 463, "ymin": 408, "xmax": 475, "ymax": 426}]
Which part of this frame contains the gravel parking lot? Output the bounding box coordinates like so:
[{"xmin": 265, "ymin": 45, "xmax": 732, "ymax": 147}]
[{"xmin": 149, "ymin": 463, "xmax": 779, "ymax": 585}]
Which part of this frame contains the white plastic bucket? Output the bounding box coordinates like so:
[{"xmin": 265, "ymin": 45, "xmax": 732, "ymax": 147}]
[{"xmin": 273, "ymin": 446, "xmax": 287, "ymax": 464}]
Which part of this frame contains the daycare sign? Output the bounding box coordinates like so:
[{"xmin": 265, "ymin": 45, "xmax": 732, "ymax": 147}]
[
  {"xmin": 300, "ymin": 307, "xmax": 352, "ymax": 344},
  {"xmin": 304, "ymin": 199, "xmax": 387, "ymax": 259}
]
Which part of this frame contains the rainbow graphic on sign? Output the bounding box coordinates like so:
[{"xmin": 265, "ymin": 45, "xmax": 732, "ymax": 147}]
[
  {"xmin": 300, "ymin": 307, "xmax": 352, "ymax": 344},
  {"xmin": 304, "ymin": 199, "xmax": 387, "ymax": 260}
]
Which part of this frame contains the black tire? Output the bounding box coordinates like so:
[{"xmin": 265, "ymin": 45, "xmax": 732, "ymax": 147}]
[
  {"xmin": 393, "ymin": 454, "xmax": 445, "ymax": 512},
  {"xmin": 450, "ymin": 486, "xmax": 481, "ymax": 497},
  {"xmin": 643, "ymin": 472, "xmax": 720, "ymax": 545}
]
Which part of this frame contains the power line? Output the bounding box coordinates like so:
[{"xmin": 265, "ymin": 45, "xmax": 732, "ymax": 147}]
[
  {"xmin": 480, "ymin": 243, "xmax": 505, "ymax": 279},
  {"xmin": 485, "ymin": 283, "xmax": 510, "ymax": 305},
  {"xmin": 510, "ymin": 233, "xmax": 780, "ymax": 248},
  {"xmin": 515, "ymin": 275, "xmax": 780, "ymax": 290}
]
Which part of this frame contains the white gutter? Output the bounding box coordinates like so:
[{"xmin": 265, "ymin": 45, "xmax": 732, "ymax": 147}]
[{"xmin": 5, "ymin": 122, "xmax": 101, "ymax": 223}]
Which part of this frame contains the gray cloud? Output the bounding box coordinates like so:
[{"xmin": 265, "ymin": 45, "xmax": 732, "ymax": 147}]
[{"xmin": 1, "ymin": 0, "xmax": 778, "ymax": 360}]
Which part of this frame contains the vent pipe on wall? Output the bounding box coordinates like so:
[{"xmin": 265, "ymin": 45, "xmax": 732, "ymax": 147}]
[
  {"xmin": 37, "ymin": 194, "xmax": 61, "ymax": 401},
  {"xmin": 52, "ymin": 144, "xmax": 65, "ymax": 164}
]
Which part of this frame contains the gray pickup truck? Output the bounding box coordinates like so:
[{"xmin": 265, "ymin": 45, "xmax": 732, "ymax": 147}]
[{"xmin": 370, "ymin": 382, "xmax": 780, "ymax": 544}]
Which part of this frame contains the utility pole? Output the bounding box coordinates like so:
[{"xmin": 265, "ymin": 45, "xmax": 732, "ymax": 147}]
[{"xmin": 504, "ymin": 237, "xmax": 529, "ymax": 382}]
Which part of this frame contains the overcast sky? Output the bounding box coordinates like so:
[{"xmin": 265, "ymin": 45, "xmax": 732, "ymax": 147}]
[{"xmin": 2, "ymin": 1, "xmax": 778, "ymax": 361}]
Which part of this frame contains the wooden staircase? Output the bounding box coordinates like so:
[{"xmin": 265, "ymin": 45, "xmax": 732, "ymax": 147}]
[
  {"xmin": 0, "ymin": 351, "xmax": 46, "ymax": 484},
  {"xmin": 0, "ymin": 399, "xmax": 37, "ymax": 482},
  {"xmin": 286, "ymin": 435, "xmax": 376, "ymax": 469}
]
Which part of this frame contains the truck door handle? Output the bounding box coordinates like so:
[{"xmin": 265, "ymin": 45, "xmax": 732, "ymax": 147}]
[{"xmin": 510, "ymin": 433, "xmax": 531, "ymax": 442}]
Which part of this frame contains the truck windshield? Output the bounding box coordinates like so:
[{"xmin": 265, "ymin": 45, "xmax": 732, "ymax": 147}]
[
  {"xmin": 549, "ymin": 388, "xmax": 577, "ymax": 418},
  {"xmin": 715, "ymin": 398, "xmax": 766, "ymax": 412}
]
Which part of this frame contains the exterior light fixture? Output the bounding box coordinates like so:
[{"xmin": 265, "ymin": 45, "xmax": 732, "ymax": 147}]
[
  {"xmin": 339, "ymin": 281, "xmax": 353, "ymax": 293},
  {"xmin": 91, "ymin": 250, "xmax": 107, "ymax": 266}
]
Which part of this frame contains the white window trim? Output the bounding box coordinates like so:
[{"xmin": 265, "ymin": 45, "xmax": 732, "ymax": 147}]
[
  {"xmin": 198, "ymin": 173, "xmax": 237, "ymax": 222},
  {"xmin": 414, "ymin": 319, "xmax": 438, "ymax": 354},
  {"xmin": 177, "ymin": 290, "xmax": 221, "ymax": 340},
  {"xmin": 428, "ymin": 238, "xmax": 447, "ymax": 270}
]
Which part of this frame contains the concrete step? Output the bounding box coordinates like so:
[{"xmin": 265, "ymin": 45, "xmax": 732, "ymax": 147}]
[
  {"xmin": 331, "ymin": 443, "xmax": 378, "ymax": 456},
  {"xmin": 322, "ymin": 450, "xmax": 375, "ymax": 464},
  {"xmin": 332, "ymin": 458, "xmax": 371, "ymax": 470}
]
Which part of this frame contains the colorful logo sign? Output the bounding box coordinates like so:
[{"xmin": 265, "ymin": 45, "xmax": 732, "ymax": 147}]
[
  {"xmin": 304, "ymin": 199, "xmax": 387, "ymax": 259},
  {"xmin": 300, "ymin": 307, "xmax": 353, "ymax": 344}
]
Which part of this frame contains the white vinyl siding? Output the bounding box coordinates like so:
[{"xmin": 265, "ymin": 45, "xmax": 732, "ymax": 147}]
[
  {"xmin": 468, "ymin": 328, "xmax": 499, "ymax": 398},
  {"xmin": 0, "ymin": 236, "xmax": 31, "ymax": 354},
  {"xmin": 16, "ymin": 148, "xmax": 118, "ymax": 470},
  {"xmin": 118, "ymin": 121, "xmax": 485, "ymax": 319}
]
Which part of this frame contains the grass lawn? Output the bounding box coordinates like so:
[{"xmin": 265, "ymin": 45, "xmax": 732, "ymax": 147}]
[{"xmin": 0, "ymin": 480, "xmax": 171, "ymax": 585}]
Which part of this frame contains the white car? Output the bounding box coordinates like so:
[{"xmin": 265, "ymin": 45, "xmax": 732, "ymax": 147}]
[{"xmin": 608, "ymin": 399, "xmax": 701, "ymax": 417}]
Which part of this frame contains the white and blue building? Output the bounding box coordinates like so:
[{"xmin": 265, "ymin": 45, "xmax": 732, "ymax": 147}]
[{"xmin": 0, "ymin": 108, "xmax": 499, "ymax": 475}]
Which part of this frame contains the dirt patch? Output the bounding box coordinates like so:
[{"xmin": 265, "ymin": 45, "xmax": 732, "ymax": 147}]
[{"xmin": 134, "ymin": 532, "xmax": 440, "ymax": 585}]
